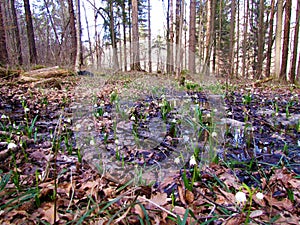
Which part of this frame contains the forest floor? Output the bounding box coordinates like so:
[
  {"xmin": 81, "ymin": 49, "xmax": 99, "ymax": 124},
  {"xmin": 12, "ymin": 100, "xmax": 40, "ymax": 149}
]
[{"xmin": 0, "ymin": 68, "xmax": 299, "ymax": 224}]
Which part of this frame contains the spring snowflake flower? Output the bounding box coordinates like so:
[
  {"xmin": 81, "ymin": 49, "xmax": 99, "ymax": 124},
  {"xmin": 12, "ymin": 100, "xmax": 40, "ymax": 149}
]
[
  {"xmin": 211, "ymin": 132, "xmax": 217, "ymax": 138},
  {"xmin": 206, "ymin": 113, "xmax": 211, "ymax": 118},
  {"xmin": 24, "ymin": 107, "xmax": 30, "ymax": 113},
  {"xmin": 235, "ymin": 191, "xmax": 247, "ymax": 204},
  {"xmin": 174, "ymin": 157, "xmax": 180, "ymax": 164},
  {"xmin": 256, "ymin": 192, "xmax": 264, "ymax": 200},
  {"xmin": 189, "ymin": 155, "xmax": 197, "ymax": 167},
  {"xmin": 1, "ymin": 114, "xmax": 8, "ymax": 119},
  {"xmin": 90, "ymin": 139, "xmax": 95, "ymax": 146},
  {"xmin": 7, "ymin": 142, "xmax": 17, "ymax": 150}
]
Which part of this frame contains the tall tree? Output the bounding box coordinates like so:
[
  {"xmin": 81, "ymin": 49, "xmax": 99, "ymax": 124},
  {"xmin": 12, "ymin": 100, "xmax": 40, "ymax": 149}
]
[
  {"xmin": 75, "ymin": 0, "xmax": 83, "ymax": 71},
  {"xmin": 229, "ymin": 0, "xmax": 236, "ymax": 76},
  {"xmin": 256, "ymin": 0, "xmax": 265, "ymax": 78},
  {"xmin": 265, "ymin": 0, "xmax": 275, "ymax": 77},
  {"xmin": 289, "ymin": 0, "xmax": 300, "ymax": 83},
  {"xmin": 67, "ymin": 0, "xmax": 77, "ymax": 66},
  {"xmin": 188, "ymin": 0, "xmax": 196, "ymax": 74},
  {"xmin": 131, "ymin": 0, "xmax": 141, "ymax": 70},
  {"xmin": 166, "ymin": 0, "xmax": 174, "ymax": 74},
  {"xmin": 83, "ymin": 2, "xmax": 94, "ymax": 65},
  {"xmin": 274, "ymin": 0, "xmax": 283, "ymax": 79},
  {"xmin": 109, "ymin": 0, "xmax": 119, "ymax": 70},
  {"xmin": 280, "ymin": 0, "xmax": 291, "ymax": 82},
  {"xmin": 148, "ymin": 0, "xmax": 152, "ymax": 72},
  {"xmin": 0, "ymin": 1, "xmax": 8, "ymax": 65},
  {"xmin": 242, "ymin": 0, "xmax": 249, "ymax": 78},
  {"xmin": 24, "ymin": 0, "xmax": 37, "ymax": 64},
  {"xmin": 121, "ymin": 0, "xmax": 127, "ymax": 71},
  {"xmin": 204, "ymin": 0, "xmax": 216, "ymax": 70},
  {"xmin": 10, "ymin": 0, "xmax": 22, "ymax": 65},
  {"xmin": 175, "ymin": 0, "xmax": 184, "ymax": 77}
]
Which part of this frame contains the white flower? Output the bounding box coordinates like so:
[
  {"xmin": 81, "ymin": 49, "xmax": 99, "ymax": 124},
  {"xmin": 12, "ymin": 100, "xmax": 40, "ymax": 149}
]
[
  {"xmin": 103, "ymin": 112, "xmax": 109, "ymax": 117},
  {"xmin": 24, "ymin": 107, "xmax": 30, "ymax": 113},
  {"xmin": 213, "ymin": 108, "xmax": 218, "ymax": 113},
  {"xmin": 93, "ymin": 104, "xmax": 98, "ymax": 108},
  {"xmin": 171, "ymin": 118, "xmax": 177, "ymax": 123},
  {"xmin": 130, "ymin": 115, "xmax": 135, "ymax": 121},
  {"xmin": 183, "ymin": 135, "xmax": 189, "ymax": 142},
  {"xmin": 76, "ymin": 124, "xmax": 82, "ymax": 130},
  {"xmin": 206, "ymin": 113, "xmax": 211, "ymax": 118},
  {"xmin": 275, "ymin": 96, "xmax": 278, "ymax": 100},
  {"xmin": 227, "ymin": 111, "xmax": 233, "ymax": 116},
  {"xmin": 114, "ymin": 139, "xmax": 119, "ymax": 145},
  {"xmin": 235, "ymin": 191, "xmax": 247, "ymax": 204},
  {"xmin": 298, "ymin": 140, "xmax": 300, "ymax": 147},
  {"xmin": 90, "ymin": 139, "xmax": 95, "ymax": 146},
  {"xmin": 256, "ymin": 192, "xmax": 264, "ymax": 200},
  {"xmin": 7, "ymin": 142, "xmax": 17, "ymax": 150},
  {"xmin": 211, "ymin": 132, "xmax": 217, "ymax": 138},
  {"xmin": 1, "ymin": 114, "xmax": 8, "ymax": 119},
  {"xmin": 174, "ymin": 157, "xmax": 180, "ymax": 164},
  {"xmin": 192, "ymin": 117, "xmax": 197, "ymax": 122},
  {"xmin": 189, "ymin": 155, "xmax": 197, "ymax": 166}
]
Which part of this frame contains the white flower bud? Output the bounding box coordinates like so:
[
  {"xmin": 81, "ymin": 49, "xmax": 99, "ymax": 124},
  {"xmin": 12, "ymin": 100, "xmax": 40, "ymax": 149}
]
[
  {"xmin": 235, "ymin": 191, "xmax": 247, "ymax": 204},
  {"xmin": 256, "ymin": 192, "xmax": 264, "ymax": 200}
]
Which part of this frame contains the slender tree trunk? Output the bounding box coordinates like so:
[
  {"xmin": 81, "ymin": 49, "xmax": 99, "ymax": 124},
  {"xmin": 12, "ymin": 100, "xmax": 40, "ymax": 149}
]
[
  {"xmin": 242, "ymin": 0, "xmax": 249, "ymax": 78},
  {"xmin": 229, "ymin": 0, "xmax": 236, "ymax": 76},
  {"xmin": 148, "ymin": 0, "xmax": 152, "ymax": 72},
  {"xmin": 121, "ymin": 1, "xmax": 127, "ymax": 71},
  {"xmin": 75, "ymin": 0, "xmax": 82, "ymax": 71},
  {"xmin": 204, "ymin": 0, "xmax": 216, "ymax": 71},
  {"xmin": 265, "ymin": 0, "xmax": 275, "ymax": 77},
  {"xmin": 235, "ymin": 0, "xmax": 240, "ymax": 77},
  {"xmin": 67, "ymin": 0, "xmax": 77, "ymax": 67},
  {"xmin": 216, "ymin": 0, "xmax": 222, "ymax": 76},
  {"xmin": 257, "ymin": 0, "xmax": 265, "ymax": 78},
  {"xmin": 169, "ymin": 0, "xmax": 174, "ymax": 74},
  {"xmin": 0, "ymin": 1, "xmax": 8, "ymax": 65},
  {"xmin": 24, "ymin": 0, "xmax": 37, "ymax": 64},
  {"xmin": 280, "ymin": 0, "xmax": 291, "ymax": 82},
  {"xmin": 109, "ymin": 0, "xmax": 119, "ymax": 70},
  {"xmin": 83, "ymin": 2, "xmax": 94, "ymax": 65},
  {"xmin": 10, "ymin": 0, "xmax": 22, "ymax": 65},
  {"xmin": 131, "ymin": 0, "xmax": 141, "ymax": 70},
  {"xmin": 288, "ymin": 0, "xmax": 299, "ymax": 83},
  {"xmin": 175, "ymin": 0, "xmax": 184, "ymax": 78},
  {"xmin": 275, "ymin": 0, "xmax": 283, "ymax": 79},
  {"xmin": 188, "ymin": 0, "xmax": 196, "ymax": 74}
]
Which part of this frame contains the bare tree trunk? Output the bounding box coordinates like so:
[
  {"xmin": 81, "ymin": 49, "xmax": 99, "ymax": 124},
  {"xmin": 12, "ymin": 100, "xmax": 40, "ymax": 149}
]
[
  {"xmin": 148, "ymin": 0, "xmax": 152, "ymax": 72},
  {"xmin": 229, "ymin": 0, "xmax": 236, "ymax": 76},
  {"xmin": 256, "ymin": 0, "xmax": 265, "ymax": 78},
  {"xmin": 131, "ymin": 0, "xmax": 141, "ymax": 70},
  {"xmin": 204, "ymin": 0, "xmax": 216, "ymax": 71},
  {"xmin": 167, "ymin": 0, "xmax": 174, "ymax": 74},
  {"xmin": 121, "ymin": 1, "xmax": 127, "ymax": 71},
  {"xmin": 24, "ymin": 0, "xmax": 37, "ymax": 65},
  {"xmin": 67, "ymin": 0, "xmax": 77, "ymax": 67},
  {"xmin": 265, "ymin": 0, "xmax": 275, "ymax": 77},
  {"xmin": 175, "ymin": 0, "xmax": 184, "ymax": 78},
  {"xmin": 75, "ymin": 0, "xmax": 83, "ymax": 71},
  {"xmin": 10, "ymin": 0, "xmax": 22, "ymax": 65},
  {"xmin": 280, "ymin": 0, "xmax": 291, "ymax": 82},
  {"xmin": 0, "ymin": 1, "xmax": 8, "ymax": 65},
  {"xmin": 109, "ymin": 0, "xmax": 119, "ymax": 70},
  {"xmin": 83, "ymin": 2, "xmax": 94, "ymax": 65},
  {"xmin": 242, "ymin": 0, "xmax": 249, "ymax": 78},
  {"xmin": 188, "ymin": 0, "xmax": 196, "ymax": 74},
  {"xmin": 235, "ymin": 0, "xmax": 240, "ymax": 78},
  {"xmin": 288, "ymin": 0, "xmax": 299, "ymax": 83},
  {"xmin": 275, "ymin": 0, "xmax": 283, "ymax": 79}
]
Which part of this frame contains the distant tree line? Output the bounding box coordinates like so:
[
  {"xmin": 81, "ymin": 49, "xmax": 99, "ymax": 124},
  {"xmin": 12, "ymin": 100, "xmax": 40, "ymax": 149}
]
[{"xmin": 0, "ymin": 0, "xmax": 298, "ymax": 83}]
